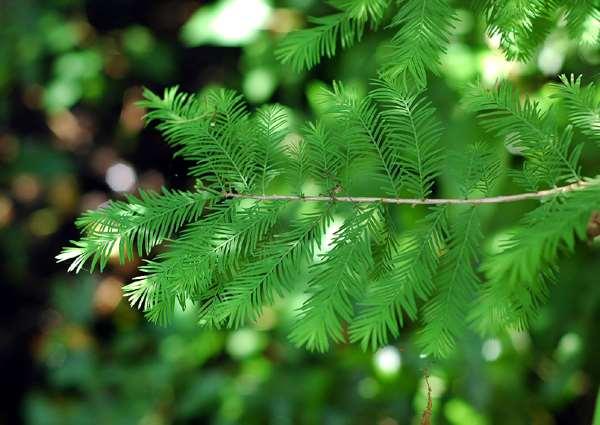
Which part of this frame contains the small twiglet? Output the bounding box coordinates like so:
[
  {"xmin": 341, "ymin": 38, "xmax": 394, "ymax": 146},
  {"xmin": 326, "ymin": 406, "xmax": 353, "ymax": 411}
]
[{"xmin": 420, "ymin": 369, "xmax": 433, "ymax": 425}]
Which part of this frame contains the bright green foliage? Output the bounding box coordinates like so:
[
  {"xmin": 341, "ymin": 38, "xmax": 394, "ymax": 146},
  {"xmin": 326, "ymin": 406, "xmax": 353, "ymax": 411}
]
[
  {"xmin": 276, "ymin": 0, "xmax": 389, "ymax": 71},
  {"xmin": 303, "ymin": 121, "xmax": 342, "ymax": 193},
  {"xmin": 139, "ymin": 87, "xmax": 255, "ymax": 191},
  {"xmin": 418, "ymin": 206, "xmax": 483, "ymax": 357},
  {"xmin": 322, "ymin": 81, "xmax": 403, "ymax": 196},
  {"xmin": 127, "ymin": 201, "xmax": 284, "ymax": 325},
  {"xmin": 214, "ymin": 207, "xmax": 332, "ymax": 328},
  {"xmin": 277, "ymin": 0, "xmax": 600, "ymax": 85},
  {"xmin": 290, "ymin": 205, "xmax": 378, "ymax": 351},
  {"xmin": 476, "ymin": 0, "xmax": 600, "ymax": 60},
  {"xmin": 382, "ymin": 0, "xmax": 455, "ymax": 87},
  {"xmin": 451, "ymin": 142, "xmax": 503, "ymax": 198},
  {"xmin": 472, "ymin": 181, "xmax": 600, "ymax": 333},
  {"xmin": 463, "ymin": 81, "xmax": 583, "ymax": 188},
  {"xmin": 59, "ymin": 73, "xmax": 600, "ymax": 356},
  {"xmin": 350, "ymin": 206, "xmax": 448, "ymax": 349},
  {"xmin": 253, "ymin": 105, "xmax": 290, "ymax": 192},
  {"xmin": 417, "ymin": 143, "xmax": 502, "ymax": 357},
  {"xmin": 476, "ymin": 0, "xmax": 556, "ymax": 60},
  {"xmin": 60, "ymin": 0, "xmax": 600, "ymax": 357},
  {"xmin": 370, "ymin": 78, "xmax": 444, "ymax": 199},
  {"xmin": 563, "ymin": 0, "xmax": 600, "ymax": 44},
  {"xmin": 553, "ymin": 74, "xmax": 600, "ymax": 147},
  {"xmin": 57, "ymin": 189, "xmax": 211, "ymax": 273}
]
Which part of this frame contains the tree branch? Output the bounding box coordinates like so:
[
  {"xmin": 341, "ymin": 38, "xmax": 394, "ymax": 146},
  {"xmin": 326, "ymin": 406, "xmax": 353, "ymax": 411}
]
[{"xmin": 224, "ymin": 179, "xmax": 594, "ymax": 205}]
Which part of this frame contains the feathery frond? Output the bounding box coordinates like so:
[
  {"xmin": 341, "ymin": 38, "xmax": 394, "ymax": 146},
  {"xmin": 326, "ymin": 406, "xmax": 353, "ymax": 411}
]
[
  {"xmin": 553, "ymin": 74, "xmax": 600, "ymax": 147},
  {"xmin": 418, "ymin": 206, "xmax": 483, "ymax": 357},
  {"xmin": 463, "ymin": 80, "xmax": 548, "ymax": 149},
  {"xmin": 290, "ymin": 206, "xmax": 378, "ymax": 351},
  {"xmin": 126, "ymin": 201, "xmax": 284, "ymax": 324},
  {"xmin": 451, "ymin": 141, "xmax": 503, "ymax": 197},
  {"xmin": 303, "ymin": 120, "xmax": 343, "ymax": 193},
  {"xmin": 369, "ymin": 204, "xmax": 402, "ymax": 279},
  {"xmin": 139, "ymin": 87, "xmax": 254, "ymax": 191},
  {"xmin": 57, "ymin": 189, "xmax": 211, "ymax": 273},
  {"xmin": 278, "ymin": 0, "xmax": 597, "ymax": 81},
  {"xmin": 476, "ymin": 0, "xmax": 560, "ymax": 61},
  {"xmin": 464, "ymin": 80, "xmax": 581, "ymax": 186},
  {"xmin": 285, "ymin": 134, "xmax": 311, "ymax": 195},
  {"xmin": 61, "ymin": 62, "xmax": 599, "ymax": 357},
  {"xmin": 562, "ymin": 0, "xmax": 600, "ymax": 45},
  {"xmin": 253, "ymin": 104, "xmax": 290, "ymax": 192},
  {"xmin": 214, "ymin": 207, "xmax": 333, "ymax": 328},
  {"xmin": 472, "ymin": 179, "xmax": 600, "ymax": 333},
  {"xmin": 323, "ymin": 81, "xmax": 403, "ymax": 196},
  {"xmin": 382, "ymin": 0, "xmax": 455, "ymax": 87},
  {"xmin": 350, "ymin": 206, "xmax": 448, "ymax": 349},
  {"xmin": 370, "ymin": 78, "xmax": 444, "ymax": 198},
  {"xmin": 416, "ymin": 142, "xmax": 502, "ymax": 356},
  {"xmin": 276, "ymin": 0, "xmax": 390, "ymax": 72}
]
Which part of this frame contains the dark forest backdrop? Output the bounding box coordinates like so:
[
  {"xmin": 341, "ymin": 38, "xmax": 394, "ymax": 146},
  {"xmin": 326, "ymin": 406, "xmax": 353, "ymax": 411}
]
[{"xmin": 1, "ymin": 0, "xmax": 599, "ymax": 424}]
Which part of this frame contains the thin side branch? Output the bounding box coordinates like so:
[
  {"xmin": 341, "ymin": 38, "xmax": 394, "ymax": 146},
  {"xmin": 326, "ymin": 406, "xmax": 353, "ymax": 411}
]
[
  {"xmin": 224, "ymin": 180, "xmax": 592, "ymax": 205},
  {"xmin": 420, "ymin": 369, "xmax": 433, "ymax": 425}
]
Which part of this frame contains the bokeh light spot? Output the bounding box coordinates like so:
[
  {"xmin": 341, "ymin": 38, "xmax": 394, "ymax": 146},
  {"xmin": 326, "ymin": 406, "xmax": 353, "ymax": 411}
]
[
  {"xmin": 29, "ymin": 209, "xmax": 59, "ymax": 237},
  {"xmin": 243, "ymin": 68, "xmax": 277, "ymax": 104},
  {"xmin": 0, "ymin": 195, "xmax": 15, "ymax": 228},
  {"xmin": 373, "ymin": 346, "xmax": 402, "ymax": 376},
  {"xmin": 226, "ymin": 329, "xmax": 266, "ymax": 359},
  {"xmin": 481, "ymin": 338, "xmax": 502, "ymax": 361},
  {"xmin": 181, "ymin": 0, "xmax": 272, "ymax": 47},
  {"xmin": 106, "ymin": 162, "xmax": 137, "ymax": 192},
  {"xmin": 94, "ymin": 276, "xmax": 123, "ymax": 316},
  {"xmin": 445, "ymin": 399, "xmax": 488, "ymax": 425},
  {"xmin": 537, "ymin": 38, "xmax": 567, "ymax": 76},
  {"xmin": 12, "ymin": 173, "xmax": 42, "ymax": 203},
  {"xmin": 556, "ymin": 332, "xmax": 582, "ymax": 361},
  {"xmin": 357, "ymin": 377, "xmax": 380, "ymax": 399}
]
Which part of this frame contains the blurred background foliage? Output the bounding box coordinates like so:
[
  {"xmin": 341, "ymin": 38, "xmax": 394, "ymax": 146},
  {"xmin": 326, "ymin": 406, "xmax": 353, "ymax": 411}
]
[{"xmin": 1, "ymin": 0, "xmax": 599, "ymax": 424}]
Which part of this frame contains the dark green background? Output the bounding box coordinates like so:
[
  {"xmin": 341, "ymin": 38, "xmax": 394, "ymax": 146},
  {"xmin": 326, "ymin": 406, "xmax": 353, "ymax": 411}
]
[{"xmin": 1, "ymin": 0, "xmax": 599, "ymax": 424}]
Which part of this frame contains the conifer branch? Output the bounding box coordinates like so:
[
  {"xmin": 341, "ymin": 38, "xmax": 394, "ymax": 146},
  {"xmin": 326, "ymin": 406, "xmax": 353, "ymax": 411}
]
[
  {"xmin": 223, "ymin": 179, "xmax": 593, "ymax": 206},
  {"xmin": 61, "ymin": 52, "xmax": 600, "ymax": 355}
]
